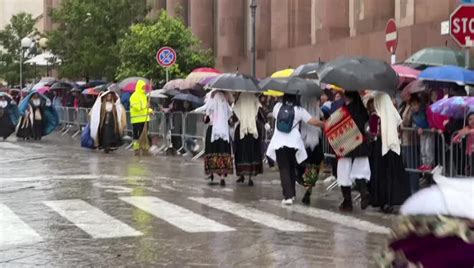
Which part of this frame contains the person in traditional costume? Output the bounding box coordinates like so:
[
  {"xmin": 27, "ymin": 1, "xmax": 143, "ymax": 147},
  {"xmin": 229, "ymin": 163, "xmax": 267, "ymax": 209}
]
[
  {"xmin": 296, "ymin": 95, "xmax": 324, "ymax": 205},
  {"xmin": 17, "ymin": 92, "xmax": 58, "ymax": 141},
  {"xmin": 0, "ymin": 93, "xmax": 19, "ymax": 140},
  {"xmin": 203, "ymin": 91, "xmax": 234, "ymax": 186},
  {"xmin": 130, "ymin": 80, "xmax": 153, "ymax": 155},
  {"xmin": 369, "ymin": 93, "xmax": 411, "ymax": 213},
  {"xmin": 266, "ymin": 94, "xmax": 325, "ymax": 205},
  {"xmin": 90, "ymin": 91, "xmax": 126, "ymax": 153},
  {"xmin": 232, "ymin": 93, "xmax": 265, "ymax": 186},
  {"xmin": 336, "ymin": 91, "xmax": 371, "ymax": 212},
  {"xmin": 379, "ymin": 168, "xmax": 474, "ymax": 267}
]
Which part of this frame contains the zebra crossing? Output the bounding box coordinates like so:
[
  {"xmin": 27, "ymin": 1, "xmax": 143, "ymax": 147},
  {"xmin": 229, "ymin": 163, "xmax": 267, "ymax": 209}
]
[{"xmin": 0, "ymin": 196, "xmax": 391, "ymax": 249}]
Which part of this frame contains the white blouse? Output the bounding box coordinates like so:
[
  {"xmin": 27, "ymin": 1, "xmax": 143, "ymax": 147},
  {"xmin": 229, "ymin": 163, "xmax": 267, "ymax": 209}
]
[{"xmin": 266, "ymin": 103, "xmax": 312, "ymax": 164}]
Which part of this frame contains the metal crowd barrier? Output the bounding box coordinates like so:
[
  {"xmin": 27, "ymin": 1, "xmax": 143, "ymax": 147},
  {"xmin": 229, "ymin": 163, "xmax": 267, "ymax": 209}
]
[{"xmin": 448, "ymin": 131, "xmax": 474, "ymax": 178}]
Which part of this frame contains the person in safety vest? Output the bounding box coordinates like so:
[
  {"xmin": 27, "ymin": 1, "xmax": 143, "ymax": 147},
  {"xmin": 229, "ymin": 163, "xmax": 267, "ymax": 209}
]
[{"xmin": 130, "ymin": 80, "xmax": 153, "ymax": 155}]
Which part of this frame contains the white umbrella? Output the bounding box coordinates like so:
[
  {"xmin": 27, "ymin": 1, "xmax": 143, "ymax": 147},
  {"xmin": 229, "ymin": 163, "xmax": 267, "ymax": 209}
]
[{"xmin": 25, "ymin": 52, "xmax": 61, "ymax": 66}]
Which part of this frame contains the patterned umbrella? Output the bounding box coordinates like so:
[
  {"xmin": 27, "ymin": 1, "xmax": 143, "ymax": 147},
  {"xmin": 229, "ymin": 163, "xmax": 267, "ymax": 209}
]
[
  {"xmin": 163, "ymin": 79, "xmax": 185, "ymax": 91},
  {"xmin": 181, "ymin": 68, "xmax": 221, "ymax": 89},
  {"xmin": 430, "ymin": 96, "xmax": 474, "ymax": 119},
  {"xmin": 118, "ymin": 77, "xmax": 152, "ymax": 93}
]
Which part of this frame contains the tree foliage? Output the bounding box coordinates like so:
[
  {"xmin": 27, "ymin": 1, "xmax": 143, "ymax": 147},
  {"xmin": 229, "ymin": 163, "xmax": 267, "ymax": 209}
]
[
  {"xmin": 116, "ymin": 11, "xmax": 213, "ymax": 85},
  {"xmin": 0, "ymin": 12, "xmax": 38, "ymax": 85},
  {"xmin": 47, "ymin": 0, "xmax": 149, "ymax": 80}
]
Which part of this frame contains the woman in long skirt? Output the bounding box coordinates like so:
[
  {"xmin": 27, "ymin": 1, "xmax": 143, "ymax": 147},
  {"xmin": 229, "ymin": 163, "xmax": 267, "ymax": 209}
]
[
  {"xmin": 203, "ymin": 91, "xmax": 234, "ymax": 186},
  {"xmin": 90, "ymin": 91, "xmax": 126, "ymax": 153},
  {"xmin": 370, "ymin": 93, "xmax": 411, "ymax": 213},
  {"xmin": 232, "ymin": 93, "xmax": 264, "ymax": 186},
  {"xmin": 0, "ymin": 94, "xmax": 19, "ymax": 140},
  {"xmin": 296, "ymin": 95, "xmax": 324, "ymax": 204},
  {"xmin": 17, "ymin": 93, "xmax": 46, "ymax": 140}
]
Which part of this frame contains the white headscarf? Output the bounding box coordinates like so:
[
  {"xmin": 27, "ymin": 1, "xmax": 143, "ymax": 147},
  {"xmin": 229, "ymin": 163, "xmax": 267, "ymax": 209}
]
[
  {"xmin": 374, "ymin": 92, "xmax": 402, "ymax": 156},
  {"xmin": 300, "ymin": 96, "xmax": 322, "ymax": 150},
  {"xmin": 206, "ymin": 91, "xmax": 232, "ymax": 142},
  {"xmin": 233, "ymin": 93, "xmax": 260, "ymax": 139}
]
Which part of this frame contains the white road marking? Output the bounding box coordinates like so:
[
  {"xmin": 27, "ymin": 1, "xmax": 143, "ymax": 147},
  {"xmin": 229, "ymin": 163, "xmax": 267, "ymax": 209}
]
[
  {"xmin": 189, "ymin": 197, "xmax": 316, "ymax": 232},
  {"xmin": 120, "ymin": 196, "xmax": 235, "ymax": 233},
  {"xmin": 0, "ymin": 204, "xmax": 43, "ymax": 247},
  {"xmin": 264, "ymin": 200, "xmax": 391, "ymax": 234},
  {"xmin": 43, "ymin": 199, "xmax": 142, "ymax": 238}
]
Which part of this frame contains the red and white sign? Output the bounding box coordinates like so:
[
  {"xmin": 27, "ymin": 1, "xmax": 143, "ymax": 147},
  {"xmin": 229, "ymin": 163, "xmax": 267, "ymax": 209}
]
[
  {"xmin": 385, "ymin": 19, "xmax": 398, "ymax": 54},
  {"xmin": 156, "ymin": 47, "xmax": 177, "ymax": 67},
  {"xmin": 450, "ymin": 5, "xmax": 474, "ymax": 47}
]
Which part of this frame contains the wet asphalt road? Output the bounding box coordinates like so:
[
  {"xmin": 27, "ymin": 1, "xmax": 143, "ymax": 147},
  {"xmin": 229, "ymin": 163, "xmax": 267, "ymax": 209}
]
[{"xmin": 0, "ymin": 134, "xmax": 395, "ymax": 267}]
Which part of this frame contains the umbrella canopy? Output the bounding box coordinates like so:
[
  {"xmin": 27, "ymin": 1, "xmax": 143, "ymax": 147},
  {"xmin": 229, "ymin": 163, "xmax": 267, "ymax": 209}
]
[
  {"xmin": 50, "ymin": 81, "xmax": 76, "ymax": 91},
  {"xmin": 24, "ymin": 52, "xmax": 61, "ymax": 66},
  {"xmin": 292, "ymin": 62, "xmax": 325, "ymax": 79},
  {"xmin": 34, "ymin": 86, "xmax": 51, "ymax": 94},
  {"xmin": 264, "ymin": 68, "xmax": 295, "ymax": 96},
  {"xmin": 318, "ymin": 57, "xmax": 398, "ymax": 94},
  {"xmin": 118, "ymin": 77, "xmax": 152, "ymax": 93},
  {"xmin": 206, "ymin": 73, "xmax": 261, "ymax": 93},
  {"xmin": 430, "ymin": 96, "xmax": 474, "ymax": 119},
  {"xmin": 149, "ymin": 90, "xmax": 168, "ymax": 99},
  {"xmin": 259, "ymin": 77, "xmax": 322, "ymax": 97},
  {"xmin": 172, "ymin": 93, "xmax": 204, "ymax": 106},
  {"xmin": 156, "ymin": 88, "xmax": 180, "ymax": 97},
  {"xmin": 181, "ymin": 68, "xmax": 221, "ymax": 89},
  {"xmin": 418, "ymin": 65, "xmax": 474, "ymax": 86},
  {"xmin": 82, "ymin": 87, "xmax": 101, "ymax": 96},
  {"xmin": 163, "ymin": 79, "xmax": 185, "ymax": 91},
  {"xmin": 392, "ymin": 64, "xmax": 421, "ymax": 85},
  {"xmin": 0, "ymin": 92, "xmax": 13, "ymax": 102},
  {"xmin": 405, "ymin": 47, "xmax": 467, "ymax": 68},
  {"xmin": 401, "ymin": 80, "xmax": 427, "ymax": 98}
]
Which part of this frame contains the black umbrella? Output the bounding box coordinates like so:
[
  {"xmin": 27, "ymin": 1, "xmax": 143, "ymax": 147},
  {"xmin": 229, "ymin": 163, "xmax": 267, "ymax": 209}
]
[
  {"xmin": 172, "ymin": 93, "xmax": 204, "ymax": 106},
  {"xmin": 318, "ymin": 57, "xmax": 398, "ymax": 94},
  {"xmin": 50, "ymin": 81, "xmax": 75, "ymax": 91},
  {"xmin": 259, "ymin": 77, "xmax": 322, "ymax": 97},
  {"xmin": 292, "ymin": 62, "xmax": 325, "ymax": 79},
  {"xmin": 207, "ymin": 73, "xmax": 261, "ymax": 93}
]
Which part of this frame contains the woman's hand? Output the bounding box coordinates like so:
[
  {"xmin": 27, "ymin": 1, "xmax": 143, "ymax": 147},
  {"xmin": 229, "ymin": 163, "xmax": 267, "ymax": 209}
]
[{"xmin": 308, "ymin": 117, "xmax": 324, "ymax": 128}]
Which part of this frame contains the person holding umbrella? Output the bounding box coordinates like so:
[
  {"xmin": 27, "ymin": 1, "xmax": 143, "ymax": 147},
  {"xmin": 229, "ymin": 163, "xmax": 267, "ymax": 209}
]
[
  {"xmin": 130, "ymin": 80, "xmax": 153, "ymax": 156},
  {"xmin": 0, "ymin": 93, "xmax": 19, "ymax": 140},
  {"xmin": 232, "ymin": 92, "xmax": 265, "ymax": 186}
]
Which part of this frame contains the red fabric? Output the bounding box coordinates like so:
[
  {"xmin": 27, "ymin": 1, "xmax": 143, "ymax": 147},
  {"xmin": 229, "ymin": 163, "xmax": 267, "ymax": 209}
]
[
  {"xmin": 427, "ymin": 106, "xmax": 448, "ymax": 132},
  {"xmin": 74, "ymin": 97, "xmax": 79, "ymax": 111}
]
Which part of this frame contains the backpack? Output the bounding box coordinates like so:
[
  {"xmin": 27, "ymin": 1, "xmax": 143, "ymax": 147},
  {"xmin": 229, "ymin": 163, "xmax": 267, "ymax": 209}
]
[{"xmin": 276, "ymin": 103, "xmax": 296, "ymax": 133}]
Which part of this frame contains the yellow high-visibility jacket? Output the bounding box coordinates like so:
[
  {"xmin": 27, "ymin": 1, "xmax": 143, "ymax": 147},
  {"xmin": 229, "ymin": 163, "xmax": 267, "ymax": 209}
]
[{"xmin": 130, "ymin": 80, "xmax": 152, "ymax": 124}]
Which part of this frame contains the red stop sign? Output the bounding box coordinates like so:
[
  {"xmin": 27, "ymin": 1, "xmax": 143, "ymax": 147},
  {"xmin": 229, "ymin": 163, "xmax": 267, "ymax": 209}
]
[
  {"xmin": 450, "ymin": 5, "xmax": 474, "ymax": 47},
  {"xmin": 385, "ymin": 19, "xmax": 398, "ymax": 53}
]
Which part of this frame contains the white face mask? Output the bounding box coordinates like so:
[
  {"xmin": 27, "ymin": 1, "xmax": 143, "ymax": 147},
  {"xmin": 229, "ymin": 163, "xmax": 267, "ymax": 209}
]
[
  {"xmin": 32, "ymin": 99, "xmax": 41, "ymax": 106},
  {"xmin": 105, "ymin": 102, "xmax": 113, "ymax": 112},
  {"xmin": 0, "ymin": 100, "xmax": 7, "ymax": 108}
]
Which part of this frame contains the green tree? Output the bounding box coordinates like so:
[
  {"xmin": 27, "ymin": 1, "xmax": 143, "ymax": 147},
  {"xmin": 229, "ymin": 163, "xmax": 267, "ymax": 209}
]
[
  {"xmin": 116, "ymin": 11, "xmax": 213, "ymax": 85},
  {"xmin": 0, "ymin": 12, "xmax": 38, "ymax": 85},
  {"xmin": 47, "ymin": 0, "xmax": 149, "ymax": 80}
]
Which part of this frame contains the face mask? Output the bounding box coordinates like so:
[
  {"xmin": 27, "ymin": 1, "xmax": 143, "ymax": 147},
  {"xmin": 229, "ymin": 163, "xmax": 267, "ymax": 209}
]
[{"xmin": 0, "ymin": 101, "xmax": 7, "ymax": 108}]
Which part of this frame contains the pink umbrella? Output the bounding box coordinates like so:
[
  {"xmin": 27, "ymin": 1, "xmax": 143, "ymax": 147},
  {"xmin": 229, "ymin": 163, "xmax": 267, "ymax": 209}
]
[
  {"xmin": 118, "ymin": 77, "xmax": 152, "ymax": 93},
  {"xmin": 35, "ymin": 86, "xmax": 50, "ymax": 94},
  {"xmin": 401, "ymin": 80, "xmax": 426, "ymax": 98},
  {"xmin": 181, "ymin": 68, "xmax": 221, "ymax": 89},
  {"xmin": 392, "ymin": 64, "xmax": 421, "ymax": 85}
]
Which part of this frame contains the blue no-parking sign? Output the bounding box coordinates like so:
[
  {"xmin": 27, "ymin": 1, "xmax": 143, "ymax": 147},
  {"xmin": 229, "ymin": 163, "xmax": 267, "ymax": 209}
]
[{"xmin": 156, "ymin": 47, "xmax": 177, "ymax": 67}]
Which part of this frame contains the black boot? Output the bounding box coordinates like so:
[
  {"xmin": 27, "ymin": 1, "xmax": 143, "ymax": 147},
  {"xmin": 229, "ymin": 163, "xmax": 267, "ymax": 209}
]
[
  {"xmin": 339, "ymin": 186, "xmax": 353, "ymax": 212},
  {"xmin": 248, "ymin": 177, "xmax": 254, "ymax": 186},
  {"xmin": 220, "ymin": 179, "xmax": 226, "ymax": 187},
  {"xmin": 236, "ymin": 175, "xmax": 245, "ymax": 183},
  {"xmin": 302, "ymin": 188, "xmax": 312, "ymax": 205},
  {"xmin": 355, "ymin": 179, "xmax": 370, "ymax": 210}
]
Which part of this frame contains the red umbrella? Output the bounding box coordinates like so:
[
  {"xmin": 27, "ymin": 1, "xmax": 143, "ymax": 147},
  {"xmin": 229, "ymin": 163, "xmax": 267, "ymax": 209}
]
[
  {"xmin": 118, "ymin": 77, "xmax": 153, "ymax": 93},
  {"xmin": 82, "ymin": 87, "xmax": 101, "ymax": 96}
]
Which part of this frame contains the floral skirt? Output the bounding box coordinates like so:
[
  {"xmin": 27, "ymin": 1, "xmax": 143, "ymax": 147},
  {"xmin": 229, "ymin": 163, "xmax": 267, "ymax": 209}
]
[
  {"xmin": 234, "ymin": 125, "xmax": 263, "ymax": 176},
  {"xmin": 297, "ymin": 143, "xmax": 324, "ymax": 187},
  {"xmin": 204, "ymin": 126, "xmax": 233, "ymax": 175}
]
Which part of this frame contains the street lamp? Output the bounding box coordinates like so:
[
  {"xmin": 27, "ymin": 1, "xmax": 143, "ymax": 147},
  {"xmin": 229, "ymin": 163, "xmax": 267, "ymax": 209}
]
[
  {"xmin": 39, "ymin": 37, "xmax": 49, "ymax": 76},
  {"xmin": 20, "ymin": 37, "xmax": 33, "ymax": 88},
  {"xmin": 250, "ymin": 0, "xmax": 257, "ymax": 78}
]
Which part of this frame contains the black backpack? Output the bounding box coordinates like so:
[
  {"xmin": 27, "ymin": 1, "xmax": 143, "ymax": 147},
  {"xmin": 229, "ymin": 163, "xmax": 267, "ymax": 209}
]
[{"xmin": 276, "ymin": 103, "xmax": 296, "ymax": 133}]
